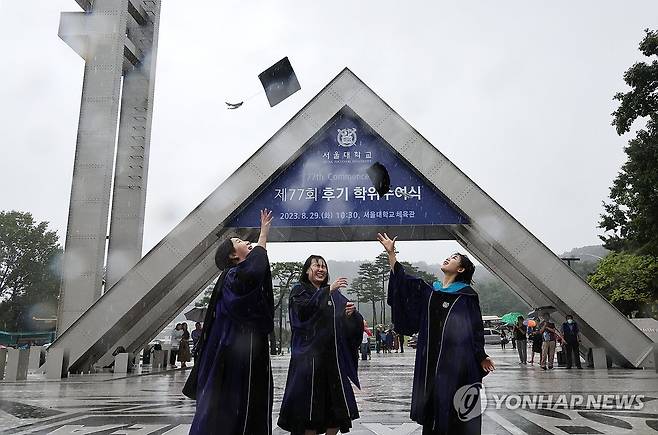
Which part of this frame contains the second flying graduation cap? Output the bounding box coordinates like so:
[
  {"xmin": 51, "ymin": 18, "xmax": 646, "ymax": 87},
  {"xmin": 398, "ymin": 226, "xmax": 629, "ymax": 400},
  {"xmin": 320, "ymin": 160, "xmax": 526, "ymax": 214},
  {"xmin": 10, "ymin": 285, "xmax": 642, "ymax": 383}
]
[{"xmin": 367, "ymin": 162, "xmax": 391, "ymax": 197}]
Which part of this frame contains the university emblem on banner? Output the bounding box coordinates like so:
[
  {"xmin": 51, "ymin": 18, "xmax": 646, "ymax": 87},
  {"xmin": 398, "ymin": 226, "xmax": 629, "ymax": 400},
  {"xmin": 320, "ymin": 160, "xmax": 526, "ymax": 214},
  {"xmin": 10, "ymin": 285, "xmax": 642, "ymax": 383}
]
[{"xmin": 337, "ymin": 128, "xmax": 357, "ymax": 147}]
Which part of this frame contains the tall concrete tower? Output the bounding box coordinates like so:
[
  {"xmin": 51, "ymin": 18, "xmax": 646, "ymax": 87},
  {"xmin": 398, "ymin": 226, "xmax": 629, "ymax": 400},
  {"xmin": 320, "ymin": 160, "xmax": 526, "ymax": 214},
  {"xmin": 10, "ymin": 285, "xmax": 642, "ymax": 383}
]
[{"xmin": 56, "ymin": 0, "xmax": 160, "ymax": 335}]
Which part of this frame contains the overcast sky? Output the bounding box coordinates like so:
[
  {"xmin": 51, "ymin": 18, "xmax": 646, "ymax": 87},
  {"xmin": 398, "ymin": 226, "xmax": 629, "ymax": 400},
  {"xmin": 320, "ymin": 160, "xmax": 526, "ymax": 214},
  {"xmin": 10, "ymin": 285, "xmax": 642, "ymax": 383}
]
[{"xmin": 1, "ymin": 1, "xmax": 656, "ymax": 267}]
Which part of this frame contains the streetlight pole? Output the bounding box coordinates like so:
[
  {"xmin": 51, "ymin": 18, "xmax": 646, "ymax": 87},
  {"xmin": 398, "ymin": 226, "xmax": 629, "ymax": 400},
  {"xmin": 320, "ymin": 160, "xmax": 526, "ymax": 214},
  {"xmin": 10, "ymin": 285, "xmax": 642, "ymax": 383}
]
[{"xmin": 560, "ymin": 257, "xmax": 581, "ymax": 268}]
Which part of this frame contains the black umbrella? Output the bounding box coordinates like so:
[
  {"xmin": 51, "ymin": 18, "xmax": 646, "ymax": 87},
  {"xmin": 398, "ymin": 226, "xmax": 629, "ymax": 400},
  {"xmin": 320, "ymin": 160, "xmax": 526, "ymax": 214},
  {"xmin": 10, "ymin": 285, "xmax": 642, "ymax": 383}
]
[
  {"xmin": 184, "ymin": 307, "xmax": 207, "ymax": 323},
  {"xmin": 528, "ymin": 306, "xmax": 557, "ymax": 318}
]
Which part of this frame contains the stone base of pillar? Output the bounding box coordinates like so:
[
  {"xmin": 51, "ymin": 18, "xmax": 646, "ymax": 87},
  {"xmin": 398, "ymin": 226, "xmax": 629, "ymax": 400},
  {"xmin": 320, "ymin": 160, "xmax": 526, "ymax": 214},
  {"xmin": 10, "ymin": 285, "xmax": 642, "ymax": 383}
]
[
  {"xmin": 114, "ymin": 353, "xmax": 134, "ymax": 374},
  {"xmin": 28, "ymin": 346, "xmax": 45, "ymax": 372},
  {"xmin": 0, "ymin": 348, "xmax": 8, "ymax": 380},
  {"xmin": 46, "ymin": 348, "xmax": 69, "ymax": 380},
  {"xmin": 4, "ymin": 348, "xmax": 29, "ymax": 381},
  {"xmin": 592, "ymin": 347, "xmax": 608, "ymax": 369}
]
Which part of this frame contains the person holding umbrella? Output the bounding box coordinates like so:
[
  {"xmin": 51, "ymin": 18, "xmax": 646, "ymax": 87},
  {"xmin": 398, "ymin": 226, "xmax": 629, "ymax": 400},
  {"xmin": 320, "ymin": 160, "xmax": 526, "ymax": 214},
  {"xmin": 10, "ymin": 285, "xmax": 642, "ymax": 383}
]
[{"xmin": 513, "ymin": 316, "xmax": 528, "ymax": 364}]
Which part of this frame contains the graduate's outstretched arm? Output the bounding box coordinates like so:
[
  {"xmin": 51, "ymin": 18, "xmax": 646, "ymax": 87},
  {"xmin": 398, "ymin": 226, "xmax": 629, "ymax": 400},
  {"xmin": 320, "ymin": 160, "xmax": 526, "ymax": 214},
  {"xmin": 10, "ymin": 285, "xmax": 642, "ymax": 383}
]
[
  {"xmin": 376, "ymin": 233, "xmax": 398, "ymax": 270},
  {"xmin": 256, "ymin": 209, "xmax": 273, "ymax": 249}
]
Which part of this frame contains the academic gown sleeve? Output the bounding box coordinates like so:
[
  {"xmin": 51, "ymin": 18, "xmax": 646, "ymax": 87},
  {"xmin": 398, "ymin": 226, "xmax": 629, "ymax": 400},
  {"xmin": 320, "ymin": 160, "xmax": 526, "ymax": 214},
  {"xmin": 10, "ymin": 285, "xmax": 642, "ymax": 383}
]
[
  {"xmin": 287, "ymin": 283, "xmax": 334, "ymax": 357},
  {"xmin": 344, "ymin": 311, "xmax": 364, "ymax": 351},
  {"xmin": 231, "ymin": 246, "xmax": 270, "ymax": 295},
  {"xmin": 341, "ymin": 309, "xmax": 364, "ymax": 389},
  {"xmin": 289, "ymin": 283, "xmax": 332, "ymax": 326},
  {"xmin": 467, "ymin": 292, "xmax": 489, "ymax": 365},
  {"xmin": 387, "ymin": 261, "xmax": 431, "ymax": 336},
  {"xmin": 220, "ymin": 246, "xmax": 274, "ymax": 332}
]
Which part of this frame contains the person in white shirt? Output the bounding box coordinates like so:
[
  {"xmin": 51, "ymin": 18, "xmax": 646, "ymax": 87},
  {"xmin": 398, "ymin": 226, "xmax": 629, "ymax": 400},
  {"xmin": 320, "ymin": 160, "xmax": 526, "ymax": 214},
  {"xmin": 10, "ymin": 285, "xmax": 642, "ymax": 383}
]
[
  {"xmin": 169, "ymin": 323, "xmax": 183, "ymax": 367},
  {"xmin": 361, "ymin": 320, "xmax": 372, "ymax": 360}
]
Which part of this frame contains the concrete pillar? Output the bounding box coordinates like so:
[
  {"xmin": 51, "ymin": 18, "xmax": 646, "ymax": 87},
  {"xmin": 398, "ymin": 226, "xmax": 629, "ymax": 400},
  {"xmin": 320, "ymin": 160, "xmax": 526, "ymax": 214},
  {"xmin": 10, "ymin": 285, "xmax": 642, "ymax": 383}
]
[
  {"xmin": 46, "ymin": 348, "xmax": 69, "ymax": 379},
  {"xmin": 106, "ymin": 1, "xmax": 160, "ymax": 288},
  {"xmin": 114, "ymin": 353, "xmax": 132, "ymax": 373},
  {"xmin": 28, "ymin": 346, "xmax": 45, "ymax": 371},
  {"xmin": 0, "ymin": 348, "xmax": 7, "ymax": 380},
  {"xmin": 592, "ymin": 347, "xmax": 608, "ymax": 369},
  {"xmin": 56, "ymin": 0, "xmax": 130, "ymax": 336},
  {"xmin": 4, "ymin": 349, "xmax": 29, "ymax": 381}
]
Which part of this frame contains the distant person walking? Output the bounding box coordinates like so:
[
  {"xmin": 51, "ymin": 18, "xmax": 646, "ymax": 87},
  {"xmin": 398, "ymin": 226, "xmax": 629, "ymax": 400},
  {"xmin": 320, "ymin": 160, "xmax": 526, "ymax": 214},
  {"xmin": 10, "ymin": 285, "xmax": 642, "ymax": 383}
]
[
  {"xmin": 361, "ymin": 320, "xmax": 372, "ymax": 360},
  {"xmin": 529, "ymin": 326, "xmax": 543, "ymax": 365},
  {"xmin": 169, "ymin": 323, "xmax": 183, "ymax": 367},
  {"xmin": 385, "ymin": 329, "xmax": 394, "ymax": 353},
  {"xmin": 539, "ymin": 315, "xmax": 562, "ymax": 370},
  {"xmin": 513, "ymin": 316, "xmax": 528, "ymax": 364},
  {"xmin": 500, "ymin": 330, "xmax": 508, "ymax": 350},
  {"xmin": 178, "ymin": 323, "xmax": 191, "ymax": 368},
  {"xmin": 375, "ymin": 327, "xmax": 382, "ymax": 354},
  {"xmin": 562, "ymin": 314, "xmax": 582, "ymax": 369},
  {"xmin": 191, "ymin": 322, "xmax": 202, "ymax": 360}
]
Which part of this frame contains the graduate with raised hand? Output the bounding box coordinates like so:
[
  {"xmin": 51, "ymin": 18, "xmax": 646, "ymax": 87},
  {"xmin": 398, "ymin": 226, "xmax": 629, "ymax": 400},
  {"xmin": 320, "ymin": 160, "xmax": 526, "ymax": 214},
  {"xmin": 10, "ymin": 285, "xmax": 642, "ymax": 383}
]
[
  {"xmin": 377, "ymin": 233, "xmax": 495, "ymax": 435},
  {"xmin": 187, "ymin": 209, "xmax": 275, "ymax": 435},
  {"xmin": 278, "ymin": 255, "xmax": 363, "ymax": 435}
]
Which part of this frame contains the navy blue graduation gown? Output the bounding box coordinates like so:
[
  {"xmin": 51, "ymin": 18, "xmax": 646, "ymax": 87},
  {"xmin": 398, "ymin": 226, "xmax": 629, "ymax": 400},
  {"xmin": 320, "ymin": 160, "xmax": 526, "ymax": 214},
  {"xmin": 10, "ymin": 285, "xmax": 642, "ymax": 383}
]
[
  {"xmin": 387, "ymin": 262, "xmax": 488, "ymax": 434},
  {"xmin": 278, "ymin": 282, "xmax": 363, "ymax": 433},
  {"xmin": 190, "ymin": 246, "xmax": 275, "ymax": 435}
]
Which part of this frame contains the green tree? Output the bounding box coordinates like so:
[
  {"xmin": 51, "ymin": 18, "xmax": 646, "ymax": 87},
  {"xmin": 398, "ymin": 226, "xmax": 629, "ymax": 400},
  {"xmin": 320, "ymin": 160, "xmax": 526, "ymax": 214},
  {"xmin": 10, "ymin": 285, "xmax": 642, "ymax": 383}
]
[
  {"xmin": 352, "ymin": 275, "xmax": 366, "ymax": 311},
  {"xmin": 271, "ymin": 262, "xmax": 302, "ymax": 354},
  {"xmin": 475, "ymin": 279, "xmax": 529, "ymax": 316},
  {"xmin": 0, "ymin": 211, "xmax": 62, "ymax": 331},
  {"xmin": 600, "ymin": 29, "xmax": 658, "ymax": 255},
  {"xmin": 374, "ymin": 252, "xmax": 390, "ymax": 324},
  {"xmin": 588, "ymin": 252, "xmax": 658, "ymax": 317},
  {"xmin": 357, "ymin": 261, "xmax": 381, "ymax": 325},
  {"xmin": 195, "ymin": 283, "xmax": 214, "ymax": 308},
  {"xmin": 400, "ymin": 261, "xmax": 438, "ymax": 284}
]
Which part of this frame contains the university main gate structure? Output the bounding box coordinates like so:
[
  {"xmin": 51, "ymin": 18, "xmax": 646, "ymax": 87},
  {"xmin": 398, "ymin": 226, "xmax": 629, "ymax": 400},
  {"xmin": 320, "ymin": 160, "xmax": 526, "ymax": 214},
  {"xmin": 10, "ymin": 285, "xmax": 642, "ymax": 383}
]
[{"xmin": 49, "ymin": 0, "xmax": 655, "ymax": 373}]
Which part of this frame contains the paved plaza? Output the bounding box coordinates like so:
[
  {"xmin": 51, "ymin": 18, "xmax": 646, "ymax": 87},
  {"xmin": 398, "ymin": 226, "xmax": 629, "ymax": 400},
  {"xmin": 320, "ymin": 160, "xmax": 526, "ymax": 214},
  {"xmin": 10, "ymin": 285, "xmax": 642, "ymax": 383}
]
[{"xmin": 1, "ymin": 346, "xmax": 657, "ymax": 434}]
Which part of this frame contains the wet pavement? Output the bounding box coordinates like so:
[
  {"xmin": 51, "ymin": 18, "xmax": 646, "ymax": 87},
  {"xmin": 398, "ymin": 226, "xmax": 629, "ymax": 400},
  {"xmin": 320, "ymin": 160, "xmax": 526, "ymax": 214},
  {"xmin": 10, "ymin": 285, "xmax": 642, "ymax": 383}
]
[{"xmin": 1, "ymin": 346, "xmax": 657, "ymax": 434}]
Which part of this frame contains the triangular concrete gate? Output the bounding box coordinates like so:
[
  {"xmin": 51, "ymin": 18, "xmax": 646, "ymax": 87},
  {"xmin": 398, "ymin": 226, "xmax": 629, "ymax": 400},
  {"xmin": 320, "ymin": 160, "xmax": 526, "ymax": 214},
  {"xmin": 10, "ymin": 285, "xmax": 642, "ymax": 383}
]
[{"xmin": 50, "ymin": 68, "xmax": 655, "ymax": 372}]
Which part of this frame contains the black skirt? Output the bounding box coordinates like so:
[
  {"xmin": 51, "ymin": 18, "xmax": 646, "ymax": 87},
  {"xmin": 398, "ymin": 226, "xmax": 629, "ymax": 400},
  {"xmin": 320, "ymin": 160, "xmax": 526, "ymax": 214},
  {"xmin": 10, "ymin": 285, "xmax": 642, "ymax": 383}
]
[{"xmin": 279, "ymin": 348, "xmax": 353, "ymax": 435}]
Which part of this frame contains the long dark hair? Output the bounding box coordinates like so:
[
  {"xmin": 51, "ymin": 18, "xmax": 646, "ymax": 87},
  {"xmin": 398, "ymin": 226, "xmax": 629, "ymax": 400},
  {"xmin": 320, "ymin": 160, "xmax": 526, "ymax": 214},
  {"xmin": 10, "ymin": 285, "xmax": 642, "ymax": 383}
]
[
  {"xmin": 454, "ymin": 253, "xmax": 475, "ymax": 284},
  {"xmin": 300, "ymin": 255, "xmax": 330, "ymax": 287}
]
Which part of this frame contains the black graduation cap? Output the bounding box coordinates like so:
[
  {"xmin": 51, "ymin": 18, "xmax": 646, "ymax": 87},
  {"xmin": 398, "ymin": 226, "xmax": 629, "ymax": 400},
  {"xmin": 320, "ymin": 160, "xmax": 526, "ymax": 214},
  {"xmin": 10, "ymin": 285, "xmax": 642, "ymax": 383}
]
[
  {"xmin": 367, "ymin": 162, "xmax": 391, "ymax": 197},
  {"xmin": 258, "ymin": 57, "xmax": 301, "ymax": 107}
]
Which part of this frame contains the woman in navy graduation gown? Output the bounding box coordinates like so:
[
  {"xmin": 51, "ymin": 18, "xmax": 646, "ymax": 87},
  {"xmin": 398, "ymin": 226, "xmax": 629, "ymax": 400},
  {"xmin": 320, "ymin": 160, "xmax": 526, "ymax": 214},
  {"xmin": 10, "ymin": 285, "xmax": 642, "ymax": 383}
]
[
  {"xmin": 278, "ymin": 255, "xmax": 364, "ymax": 435},
  {"xmin": 187, "ymin": 209, "xmax": 275, "ymax": 435},
  {"xmin": 377, "ymin": 233, "xmax": 495, "ymax": 435}
]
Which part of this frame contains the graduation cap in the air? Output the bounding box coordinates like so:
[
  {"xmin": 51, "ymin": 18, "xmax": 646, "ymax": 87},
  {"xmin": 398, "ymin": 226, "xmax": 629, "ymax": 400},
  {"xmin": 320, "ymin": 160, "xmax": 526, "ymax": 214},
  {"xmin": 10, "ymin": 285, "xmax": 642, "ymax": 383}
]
[
  {"xmin": 367, "ymin": 162, "xmax": 391, "ymax": 197},
  {"xmin": 258, "ymin": 57, "xmax": 301, "ymax": 107}
]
